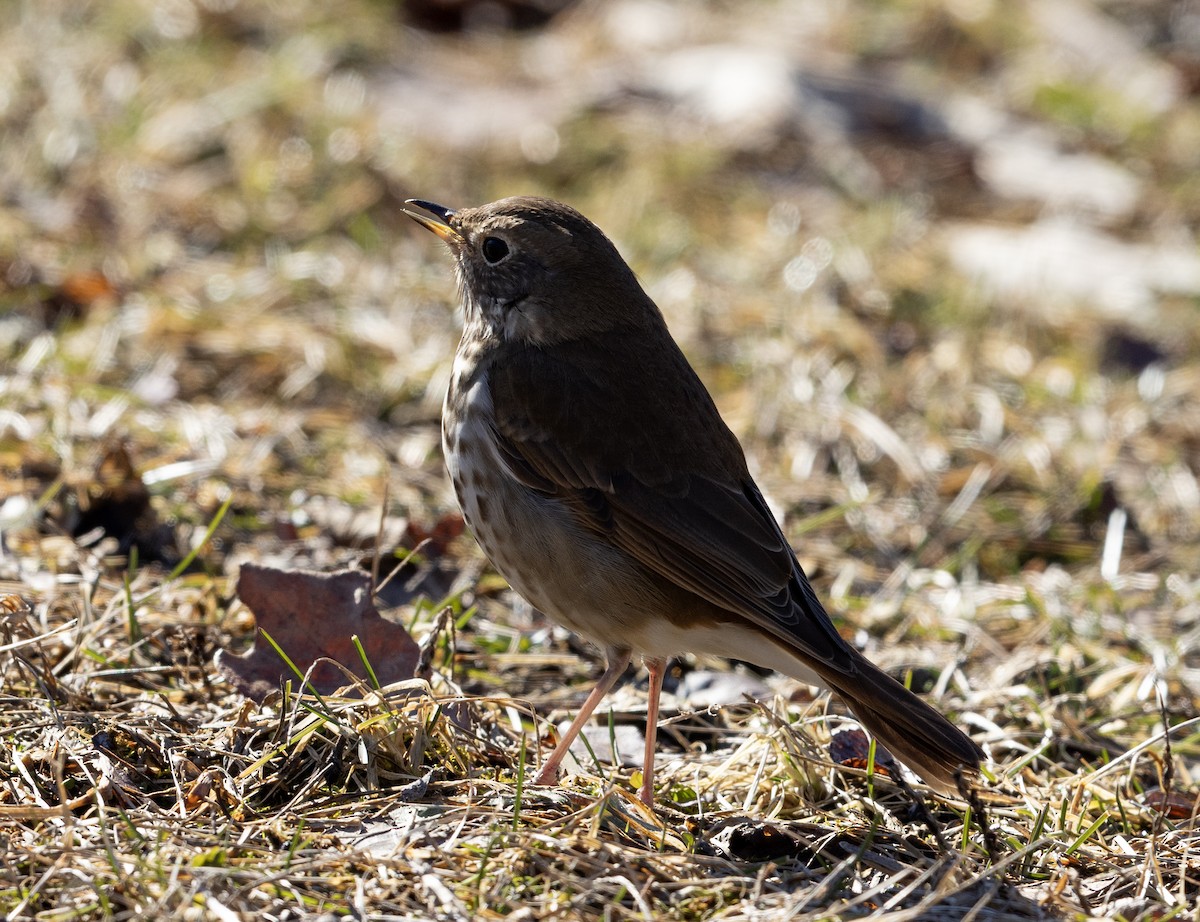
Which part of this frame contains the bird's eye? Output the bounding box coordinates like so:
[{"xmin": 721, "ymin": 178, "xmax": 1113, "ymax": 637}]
[{"xmin": 481, "ymin": 236, "xmax": 509, "ymax": 264}]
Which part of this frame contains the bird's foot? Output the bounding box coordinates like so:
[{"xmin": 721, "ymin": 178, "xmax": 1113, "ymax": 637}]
[{"xmin": 532, "ymin": 764, "xmax": 560, "ymax": 786}]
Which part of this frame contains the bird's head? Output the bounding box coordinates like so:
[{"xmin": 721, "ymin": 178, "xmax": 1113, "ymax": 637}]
[{"xmin": 404, "ymin": 196, "xmax": 658, "ymax": 346}]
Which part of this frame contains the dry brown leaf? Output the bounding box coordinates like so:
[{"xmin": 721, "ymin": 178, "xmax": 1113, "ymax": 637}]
[
  {"xmin": 1142, "ymin": 787, "xmax": 1200, "ymax": 821},
  {"xmin": 73, "ymin": 442, "xmax": 178, "ymax": 565},
  {"xmin": 829, "ymin": 727, "xmax": 898, "ymax": 779},
  {"xmin": 215, "ymin": 563, "xmax": 419, "ymax": 701}
]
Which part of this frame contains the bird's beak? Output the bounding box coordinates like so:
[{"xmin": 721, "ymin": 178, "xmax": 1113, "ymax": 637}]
[{"xmin": 403, "ymin": 199, "xmax": 464, "ymax": 245}]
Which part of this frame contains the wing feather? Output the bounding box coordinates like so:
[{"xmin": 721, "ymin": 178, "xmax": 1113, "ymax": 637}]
[{"xmin": 488, "ymin": 335, "xmax": 856, "ymax": 671}]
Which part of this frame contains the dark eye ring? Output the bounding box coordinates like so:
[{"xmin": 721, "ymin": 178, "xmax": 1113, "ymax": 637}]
[{"xmin": 481, "ymin": 236, "xmax": 509, "ymax": 264}]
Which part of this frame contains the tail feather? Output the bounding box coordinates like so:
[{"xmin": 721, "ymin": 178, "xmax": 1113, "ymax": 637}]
[{"xmin": 820, "ymin": 653, "xmax": 981, "ymax": 795}]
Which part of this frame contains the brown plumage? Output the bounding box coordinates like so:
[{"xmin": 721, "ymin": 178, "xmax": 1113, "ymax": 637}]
[{"xmin": 405, "ymin": 195, "xmax": 982, "ymax": 803}]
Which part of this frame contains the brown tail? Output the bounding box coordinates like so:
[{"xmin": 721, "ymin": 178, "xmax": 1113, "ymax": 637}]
[{"xmin": 819, "ymin": 652, "xmax": 982, "ymax": 795}]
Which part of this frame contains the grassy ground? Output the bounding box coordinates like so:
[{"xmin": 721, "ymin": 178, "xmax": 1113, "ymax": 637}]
[{"xmin": 3, "ymin": 1, "xmax": 1200, "ymax": 919}]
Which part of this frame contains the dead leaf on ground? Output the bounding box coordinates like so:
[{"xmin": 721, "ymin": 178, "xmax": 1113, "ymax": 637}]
[
  {"xmin": 829, "ymin": 727, "xmax": 898, "ymax": 780},
  {"xmin": 73, "ymin": 442, "xmax": 178, "ymax": 565},
  {"xmin": 1142, "ymin": 788, "xmax": 1200, "ymax": 821},
  {"xmin": 215, "ymin": 563, "xmax": 420, "ymax": 701},
  {"xmin": 40, "ymin": 269, "xmax": 119, "ymax": 326},
  {"xmin": 403, "ymin": 512, "xmax": 466, "ymax": 557}
]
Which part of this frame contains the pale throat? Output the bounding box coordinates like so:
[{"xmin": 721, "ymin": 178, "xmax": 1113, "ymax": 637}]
[{"xmin": 465, "ymin": 293, "xmax": 547, "ymax": 346}]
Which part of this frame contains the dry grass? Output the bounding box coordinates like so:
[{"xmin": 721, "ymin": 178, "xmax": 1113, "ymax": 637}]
[{"xmin": 3, "ymin": 0, "xmax": 1200, "ymax": 919}]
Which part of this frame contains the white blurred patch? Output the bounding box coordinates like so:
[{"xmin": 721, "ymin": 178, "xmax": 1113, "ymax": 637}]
[{"xmin": 946, "ymin": 218, "xmax": 1200, "ymax": 317}]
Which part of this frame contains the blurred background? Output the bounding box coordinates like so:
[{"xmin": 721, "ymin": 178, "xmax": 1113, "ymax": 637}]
[
  {"xmin": 2, "ymin": 0, "xmax": 1199, "ymax": 675},
  {"xmin": 6, "ymin": 6, "xmax": 1200, "ymax": 915}
]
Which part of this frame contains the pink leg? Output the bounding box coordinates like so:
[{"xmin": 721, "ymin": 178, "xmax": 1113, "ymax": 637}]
[
  {"xmin": 534, "ymin": 648, "xmax": 632, "ymax": 786},
  {"xmin": 638, "ymin": 656, "xmax": 667, "ymax": 806}
]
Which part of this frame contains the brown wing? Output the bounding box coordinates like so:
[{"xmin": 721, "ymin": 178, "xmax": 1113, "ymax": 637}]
[{"xmin": 487, "ymin": 328, "xmax": 857, "ymax": 672}]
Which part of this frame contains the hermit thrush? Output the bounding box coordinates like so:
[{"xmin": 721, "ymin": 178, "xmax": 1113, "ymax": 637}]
[{"xmin": 405, "ymin": 196, "xmax": 982, "ymax": 804}]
